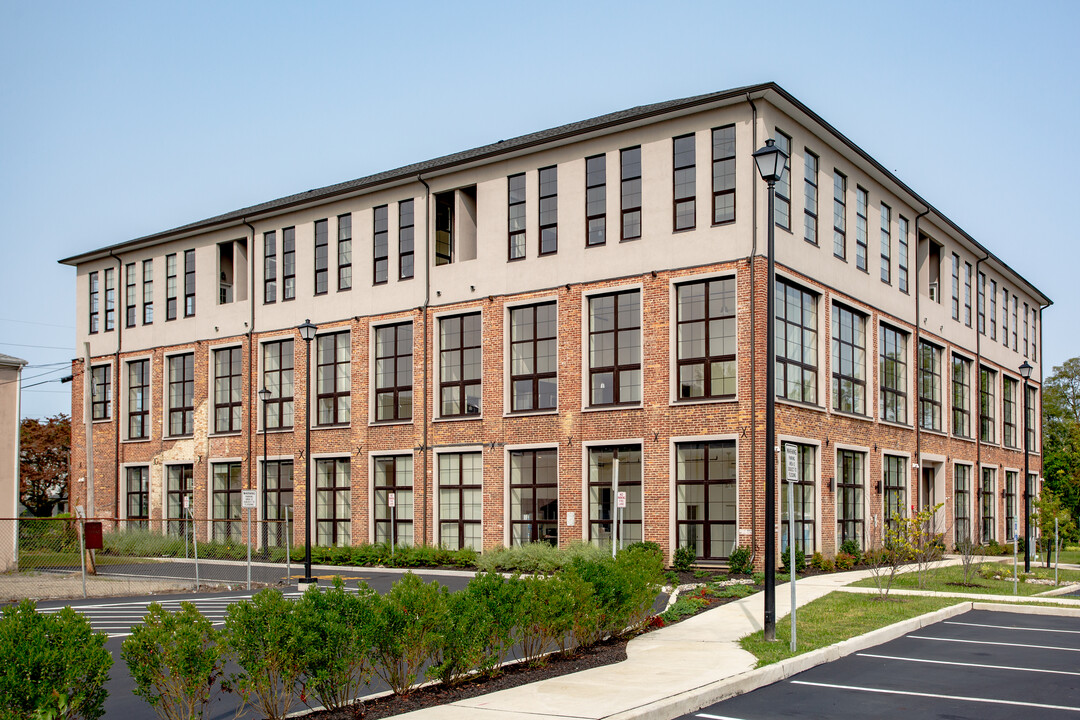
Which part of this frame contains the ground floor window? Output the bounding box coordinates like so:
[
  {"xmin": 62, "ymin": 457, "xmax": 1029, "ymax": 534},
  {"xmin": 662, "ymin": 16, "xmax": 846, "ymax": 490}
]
[
  {"xmin": 954, "ymin": 464, "xmax": 971, "ymax": 545},
  {"xmin": 166, "ymin": 464, "xmax": 193, "ymax": 536},
  {"xmin": 981, "ymin": 468, "xmax": 996, "ymax": 543},
  {"xmin": 675, "ymin": 441, "xmax": 736, "ymax": 560},
  {"xmin": 439, "ymin": 452, "xmax": 482, "ymax": 551},
  {"xmin": 588, "ymin": 445, "xmax": 642, "ymax": 549},
  {"xmin": 374, "ymin": 455, "xmax": 413, "ymax": 546},
  {"xmin": 837, "ymin": 449, "xmax": 865, "ymax": 548},
  {"xmin": 1005, "ymin": 471, "xmax": 1017, "ymax": 539},
  {"xmin": 212, "ymin": 462, "xmax": 242, "ymax": 543},
  {"xmin": 125, "ymin": 466, "xmax": 149, "ymax": 531},
  {"xmin": 510, "ymin": 448, "xmax": 558, "ymax": 546},
  {"xmin": 781, "ymin": 443, "xmax": 816, "ymax": 553},
  {"xmin": 316, "ymin": 458, "xmax": 351, "ymax": 547},
  {"xmin": 263, "ymin": 460, "xmax": 293, "ymax": 548},
  {"xmin": 883, "ymin": 455, "xmax": 906, "ymax": 534}
]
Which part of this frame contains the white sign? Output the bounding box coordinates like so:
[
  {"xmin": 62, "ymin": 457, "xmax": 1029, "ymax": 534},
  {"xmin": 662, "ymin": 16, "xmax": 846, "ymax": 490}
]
[
  {"xmin": 566, "ymin": 511, "xmax": 575, "ymax": 527},
  {"xmin": 183, "ymin": 495, "xmax": 190, "ymax": 510},
  {"xmin": 1013, "ymin": 518, "xmax": 1019, "ymax": 541},
  {"xmin": 617, "ymin": 491, "xmax": 627, "ymax": 509},
  {"xmin": 388, "ymin": 492, "xmax": 396, "ymax": 508},
  {"xmin": 241, "ymin": 489, "xmax": 257, "ymax": 509},
  {"xmin": 784, "ymin": 444, "xmax": 799, "ymax": 482}
]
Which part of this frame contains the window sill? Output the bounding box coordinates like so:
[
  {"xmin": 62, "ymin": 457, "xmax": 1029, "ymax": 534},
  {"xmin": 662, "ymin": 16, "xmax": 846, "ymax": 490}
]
[
  {"xmin": 581, "ymin": 404, "xmax": 644, "ymax": 414},
  {"xmin": 209, "ymin": 431, "xmax": 243, "ymax": 438},
  {"xmin": 670, "ymin": 396, "xmax": 739, "ymax": 407},
  {"xmin": 164, "ymin": 435, "xmax": 194, "ymax": 441},
  {"xmin": 91, "ymin": 418, "xmax": 113, "ymax": 425},
  {"xmin": 369, "ymin": 419, "xmax": 414, "ymax": 427},
  {"xmin": 776, "ymin": 398, "xmax": 826, "ymax": 413},
  {"xmin": 434, "ymin": 415, "xmax": 483, "ymax": 423},
  {"xmin": 504, "ymin": 409, "xmax": 559, "ymax": 418},
  {"xmin": 258, "ymin": 428, "xmax": 295, "ymax": 435},
  {"xmin": 122, "ymin": 437, "xmax": 152, "ymax": 444},
  {"xmin": 313, "ymin": 424, "xmax": 351, "ymax": 431}
]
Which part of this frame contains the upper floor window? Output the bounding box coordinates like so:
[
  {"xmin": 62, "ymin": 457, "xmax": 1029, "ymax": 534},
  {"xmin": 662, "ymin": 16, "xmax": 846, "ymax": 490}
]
[
  {"xmin": 776, "ymin": 278, "xmax": 818, "ymax": 404},
  {"xmin": 951, "ymin": 253, "xmax": 960, "ymax": 321},
  {"xmin": 713, "ymin": 126, "xmax": 736, "ymax": 225},
  {"xmin": 375, "ymin": 322, "xmax": 413, "ymax": 422},
  {"xmin": 853, "ymin": 188, "xmax": 868, "ymax": 272},
  {"xmin": 1032, "ymin": 307, "xmax": 1038, "ymax": 361},
  {"xmin": 833, "ymin": 171, "xmax": 846, "ymax": 259},
  {"xmin": 774, "ymin": 130, "xmax": 791, "ymax": 230},
  {"xmin": 588, "ymin": 290, "xmax": 641, "ymax": 406},
  {"xmin": 879, "ymin": 203, "xmax": 891, "ymax": 284},
  {"xmin": 620, "ymin": 147, "xmax": 642, "ymax": 240},
  {"xmin": 127, "ymin": 359, "xmax": 149, "ymax": 440},
  {"xmin": 88, "ymin": 271, "xmax": 99, "ymax": 333},
  {"xmin": 439, "ymin": 313, "xmax": 481, "ymax": 417},
  {"xmin": 183, "ymin": 249, "xmax": 195, "ymax": 317},
  {"xmin": 980, "ymin": 366, "xmax": 996, "ymax": 443},
  {"xmin": 898, "ymin": 216, "xmax": 909, "ymax": 293},
  {"xmin": 880, "ymin": 324, "xmax": 908, "ymax": 424},
  {"xmin": 142, "ymin": 259, "xmax": 153, "ymax": 324},
  {"xmin": 802, "ymin": 149, "xmax": 817, "ymax": 243},
  {"xmin": 125, "ymin": 263, "xmax": 137, "ymax": 328},
  {"xmin": 1023, "ymin": 302, "xmax": 1029, "ymax": 357},
  {"xmin": 213, "ymin": 347, "xmax": 242, "ymax": 434},
  {"xmin": 373, "ymin": 206, "xmax": 389, "ymax": 284},
  {"xmin": 1003, "ymin": 376, "xmax": 1017, "ymax": 448},
  {"xmin": 263, "ymin": 231, "xmax": 277, "ymax": 303},
  {"xmin": 316, "ymin": 331, "xmax": 351, "ymax": 426},
  {"xmin": 1002, "ymin": 286, "xmax": 1010, "ymax": 347},
  {"xmin": 539, "ymin": 166, "xmax": 558, "ymax": 255},
  {"xmin": 673, "ymin": 134, "xmax": 696, "ymax": 231},
  {"xmin": 585, "ymin": 154, "xmax": 606, "ymax": 246},
  {"xmin": 281, "ymin": 227, "xmax": 296, "ymax": 301},
  {"xmin": 1025, "ymin": 386, "xmax": 1037, "ymax": 449},
  {"xmin": 166, "ymin": 254, "xmax": 178, "ymax": 321},
  {"xmin": 990, "ymin": 279, "xmax": 997, "ymax": 339},
  {"xmin": 510, "ymin": 302, "xmax": 557, "ymax": 412},
  {"xmin": 263, "ymin": 339, "xmax": 294, "ymax": 430},
  {"xmin": 1011, "ymin": 295, "xmax": 1018, "ymax": 350},
  {"xmin": 952, "ymin": 354, "xmax": 971, "ymax": 438},
  {"xmin": 832, "ymin": 304, "xmax": 867, "ymax": 415},
  {"xmin": 508, "ymin": 174, "xmax": 526, "ymax": 260},
  {"xmin": 91, "ymin": 364, "xmax": 110, "ymax": 421},
  {"xmin": 435, "ymin": 191, "xmax": 454, "ymax": 265},
  {"xmin": 104, "ymin": 267, "xmax": 115, "ymax": 331},
  {"xmin": 314, "ymin": 219, "xmax": 329, "ymax": 295},
  {"xmin": 977, "ymin": 272, "xmax": 986, "ymax": 334},
  {"xmin": 337, "ymin": 214, "xmax": 352, "ymax": 291},
  {"xmin": 964, "ymin": 262, "xmax": 972, "ymax": 327},
  {"xmin": 399, "ymin": 200, "xmax": 415, "ymax": 279},
  {"xmin": 918, "ymin": 342, "xmax": 942, "ymax": 432},
  {"xmin": 167, "ymin": 353, "xmax": 194, "ymax": 436},
  {"xmin": 676, "ymin": 277, "xmax": 736, "ymax": 399}
]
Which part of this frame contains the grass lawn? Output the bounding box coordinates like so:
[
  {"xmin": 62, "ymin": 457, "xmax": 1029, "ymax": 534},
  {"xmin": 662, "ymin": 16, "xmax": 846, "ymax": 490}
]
[
  {"xmin": 16, "ymin": 551, "xmax": 163, "ymax": 569},
  {"xmin": 1052, "ymin": 548, "xmax": 1080, "ymax": 565},
  {"xmin": 740, "ymin": 593, "xmax": 960, "ymax": 667},
  {"xmin": 850, "ymin": 561, "xmax": 1080, "ymax": 596}
]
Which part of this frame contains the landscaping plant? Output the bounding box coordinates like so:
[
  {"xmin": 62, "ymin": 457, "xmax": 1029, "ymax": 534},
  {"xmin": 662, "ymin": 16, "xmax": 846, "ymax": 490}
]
[
  {"xmin": 121, "ymin": 602, "xmax": 224, "ymax": 720},
  {"xmin": 370, "ymin": 572, "xmax": 446, "ymax": 695},
  {"xmin": 863, "ymin": 515, "xmax": 911, "ymax": 599},
  {"xmin": 430, "ymin": 586, "xmax": 498, "ymax": 684},
  {"xmin": 727, "ymin": 546, "xmax": 753, "ymax": 575},
  {"xmin": 460, "ymin": 571, "xmax": 524, "ymax": 672},
  {"xmin": 672, "ymin": 545, "xmax": 696, "ymax": 571}
]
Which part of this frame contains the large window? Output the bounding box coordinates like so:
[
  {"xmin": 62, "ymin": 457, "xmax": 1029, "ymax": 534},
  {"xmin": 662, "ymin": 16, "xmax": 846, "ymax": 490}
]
[
  {"xmin": 990, "ymin": 279, "xmax": 997, "ymax": 339},
  {"xmin": 262, "ymin": 460, "xmax": 293, "ymax": 548},
  {"xmin": 399, "ymin": 199, "xmax": 415, "ymax": 279},
  {"xmin": 315, "ymin": 458, "xmax": 351, "ymax": 547},
  {"xmin": 1003, "ymin": 377, "xmax": 1018, "ymax": 448},
  {"xmin": 673, "ymin": 133, "xmax": 696, "ymax": 231},
  {"xmin": 588, "ymin": 446, "xmax": 642, "ymax": 549},
  {"xmin": 620, "ymin": 147, "xmax": 642, "ymax": 240},
  {"xmin": 980, "ymin": 367, "xmax": 996, "ymax": 443},
  {"xmin": 262, "ymin": 340, "xmax": 294, "ymax": 430},
  {"xmin": 981, "ymin": 467, "xmax": 996, "ymax": 543},
  {"xmin": 438, "ymin": 452, "xmax": 482, "ymax": 551},
  {"xmin": 183, "ymin": 249, "xmax": 195, "ymax": 317},
  {"xmin": 337, "ymin": 214, "xmax": 352, "ymax": 291},
  {"xmin": 373, "ymin": 205, "xmax": 389, "ymax": 284},
  {"xmin": 951, "ymin": 253, "xmax": 960, "ymax": 321},
  {"xmin": 880, "ymin": 203, "xmax": 891, "ymax": 283},
  {"xmin": 1005, "ymin": 470, "xmax": 1017, "ymax": 539},
  {"xmin": 952, "ymin": 355, "xmax": 971, "ymax": 438},
  {"xmin": 374, "ymin": 455, "xmax": 413, "ymax": 546},
  {"xmin": 1012, "ymin": 295, "xmax": 1018, "ymax": 350},
  {"xmin": 316, "ymin": 331, "xmax": 351, "ymax": 426},
  {"xmin": 166, "ymin": 464, "xmax": 193, "ymax": 536},
  {"xmin": 435, "ymin": 191, "xmax": 454, "ymax": 265},
  {"xmin": 263, "ymin": 231, "xmax": 277, "ymax": 303},
  {"xmin": 127, "ymin": 359, "xmax": 149, "ymax": 439},
  {"xmin": 104, "ymin": 268, "xmax": 115, "ymax": 331},
  {"xmin": 954, "ymin": 464, "xmax": 971, "ymax": 545},
  {"xmin": 776, "ymin": 279, "xmax": 818, "ymax": 404},
  {"xmin": 91, "ymin": 364, "xmax": 111, "ymax": 421},
  {"xmin": 375, "ymin": 322, "xmax": 413, "ymax": 422},
  {"xmin": 676, "ymin": 278, "xmax": 736, "ymax": 399},
  {"xmin": 166, "ymin": 253, "xmax": 177, "ymax": 320},
  {"xmin": 588, "ymin": 290, "xmax": 641, "ymax": 406},
  {"xmin": 880, "ymin": 325, "xmax": 908, "ymax": 424},
  {"xmin": 439, "ymin": 313, "xmax": 481, "ymax": 417},
  {"xmin": 918, "ymin": 342, "xmax": 942, "ymax": 431},
  {"xmin": 586, "ymin": 154, "xmax": 606, "ymax": 246},
  {"xmin": 89, "ymin": 271, "xmax": 99, "ymax": 333},
  {"xmin": 539, "ymin": 166, "xmax": 558, "ymax": 255},
  {"xmin": 676, "ymin": 441, "xmax": 737, "ymax": 560},
  {"xmin": 898, "ymin": 216, "xmax": 909, "ymax": 293},
  {"xmin": 510, "ymin": 449, "xmax": 558, "ymax": 546},
  {"xmin": 142, "ymin": 259, "xmax": 153, "ymax": 324},
  {"xmin": 854, "ymin": 187, "xmax": 868, "ymax": 272},
  {"xmin": 837, "ymin": 450, "xmax": 865, "ymax": 548},
  {"xmin": 802, "ymin": 148, "xmax": 817, "ymax": 243},
  {"xmin": 212, "ymin": 462, "xmax": 242, "ymax": 543},
  {"xmin": 964, "ymin": 262, "xmax": 972, "ymax": 327},
  {"xmin": 1024, "ymin": 302, "xmax": 1030, "ymax": 357},
  {"xmin": 977, "ymin": 272, "xmax": 986, "ymax": 334},
  {"xmin": 510, "ymin": 302, "xmax": 557, "ymax": 412},
  {"xmin": 508, "ymin": 173, "xmax": 526, "ymax": 260},
  {"xmin": 213, "ymin": 347, "xmax": 242, "ymax": 434},
  {"xmin": 831, "ymin": 304, "xmax": 867, "ymax": 415},
  {"xmin": 1026, "ymin": 385, "xmax": 1036, "ymax": 449},
  {"xmin": 774, "ymin": 130, "xmax": 791, "ymax": 230},
  {"xmin": 125, "ymin": 262, "xmax": 136, "ymax": 328},
  {"xmin": 781, "ymin": 443, "xmax": 816, "ymax": 553},
  {"xmin": 1002, "ymin": 286, "xmax": 1010, "ymax": 347},
  {"xmin": 883, "ymin": 455, "xmax": 907, "ymax": 533},
  {"xmin": 832, "ymin": 171, "xmax": 846, "ymax": 259},
  {"xmin": 713, "ymin": 125, "xmax": 736, "ymax": 225},
  {"xmin": 282, "ymin": 227, "xmax": 296, "ymax": 301},
  {"xmin": 314, "ymin": 218, "xmax": 329, "ymax": 295},
  {"xmin": 167, "ymin": 354, "xmax": 194, "ymax": 436},
  {"xmin": 125, "ymin": 466, "xmax": 149, "ymax": 531}
]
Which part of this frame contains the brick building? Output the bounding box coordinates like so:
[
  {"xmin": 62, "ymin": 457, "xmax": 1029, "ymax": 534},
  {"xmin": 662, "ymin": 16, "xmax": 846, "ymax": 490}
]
[{"xmin": 60, "ymin": 82, "xmax": 1048, "ymax": 563}]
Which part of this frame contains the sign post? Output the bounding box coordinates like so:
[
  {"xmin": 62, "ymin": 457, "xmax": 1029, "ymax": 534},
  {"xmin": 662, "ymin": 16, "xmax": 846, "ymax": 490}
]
[
  {"xmin": 1013, "ymin": 517, "xmax": 1019, "ymax": 595},
  {"xmin": 388, "ymin": 492, "xmax": 396, "ymax": 557},
  {"xmin": 784, "ymin": 443, "xmax": 799, "ymax": 652},
  {"xmin": 242, "ymin": 489, "xmax": 257, "ymax": 590},
  {"xmin": 617, "ymin": 491, "xmax": 627, "ymax": 553},
  {"xmin": 612, "ymin": 456, "xmax": 620, "ymax": 559}
]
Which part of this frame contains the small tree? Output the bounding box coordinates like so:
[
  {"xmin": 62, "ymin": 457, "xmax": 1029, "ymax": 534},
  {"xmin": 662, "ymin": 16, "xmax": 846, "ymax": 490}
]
[
  {"xmin": 19, "ymin": 414, "xmax": 70, "ymax": 516},
  {"xmin": 899, "ymin": 504, "xmax": 944, "ymax": 589},
  {"xmin": 865, "ymin": 514, "xmax": 911, "ymax": 599},
  {"xmin": 1033, "ymin": 492, "xmax": 1077, "ymax": 568}
]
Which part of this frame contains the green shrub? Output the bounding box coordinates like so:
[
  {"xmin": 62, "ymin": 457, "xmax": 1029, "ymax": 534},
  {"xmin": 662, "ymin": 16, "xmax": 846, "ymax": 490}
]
[
  {"xmin": 19, "ymin": 516, "xmax": 80, "ymax": 552},
  {"xmin": 430, "ymin": 587, "xmax": 497, "ymax": 685},
  {"xmin": 780, "ymin": 546, "xmax": 806, "ymax": 573},
  {"xmin": 0, "ymin": 600, "xmax": 112, "ymax": 720},
  {"xmin": 223, "ymin": 589, "xmax": 306, "ymax": 720},
  {"xmin": 370, "ymin": 573, "xmax": 446, "ymax": 695},
  {"xmin": 475, "ymin": 541, "xmax": 607, "ymax": 574},
  {"xmin": 810, "ymin": 551, "xmax": 826, "ymax": 570},
  {"xmin": 625, "ymin": 541, "xmax": 662, "ymax": 557},
  {"xmin": 838, "ymin": 539, "xmax": 861, "ymax": 562},
  {"xmin": 728, "ymin": 546, "xmax": 753, "ymax": 575},
  {"xmin": 673, "ymin": 545, "xmax": 696, "ymax": 571},
  {"xmin": 121, "ymin": 602, "xmax": 222, "ymax": 720},
  {"xmin": 461, "ymin": 572, "xmax": 524, "ymax": 671},
  {"xmin": 295, "ymin": 579, "xmax": 376, "ymax": 711},
  {"xmin": 515, "ymin": 575, "xmax": 577, "ymax": 664},
  {"xmin": 835, "ymin": 552, "xmax": 856, "ymax": 570}
]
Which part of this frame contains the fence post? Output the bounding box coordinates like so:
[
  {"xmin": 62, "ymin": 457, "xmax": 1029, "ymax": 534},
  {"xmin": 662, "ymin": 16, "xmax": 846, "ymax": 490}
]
[
  {"xmin": 79, "ymin": 518, "xmax": 87, "ymax": 599},
  {"xmin": 192, "ymin": 516, "xmax": 200, "ymax": 591},
  {"xmin": 285, "ymin": 507, "xmax": 291, "ymax": 584}
]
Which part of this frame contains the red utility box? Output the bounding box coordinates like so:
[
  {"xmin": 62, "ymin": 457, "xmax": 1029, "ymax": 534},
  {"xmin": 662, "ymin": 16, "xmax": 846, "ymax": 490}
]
[{"xmin": 84, "ymin": 521, "xmax": 103, "ymax": 550}]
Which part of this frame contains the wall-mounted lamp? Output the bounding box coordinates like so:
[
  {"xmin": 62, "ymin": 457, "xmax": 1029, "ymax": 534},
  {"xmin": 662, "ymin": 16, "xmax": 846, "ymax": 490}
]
[
  {"xmin": 875, "ymin": 480, "xmax": 882, "ymax": 493},
  {"xmin": 436, "ymin": 290, "xmax": 442, "ymax": 297},
  {"xmin": 828, "ymin": 477, "xmax": 834, "ymax": 491},
  {"xmin": 651, "ymin": 270, "xmax": 657, "ymax": 278},
  {"xmin": 470, "ymin": 285, "xmax": 475, "ymax": 292}
]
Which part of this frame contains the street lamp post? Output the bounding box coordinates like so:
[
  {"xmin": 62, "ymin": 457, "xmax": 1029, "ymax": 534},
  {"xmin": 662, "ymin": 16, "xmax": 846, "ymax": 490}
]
[
  {"xmin": 298, "ymin": 319, "xmax": 318, "ymax": 588},
  {"xmin": 753, "ymin": 138, "xmax": 788, "ymax": 643},
  {"xmin": 1020, "ymin": 360, "xmax": 1032, "ymax": 573},
  {"xmin": 258, "ymin": 387, "xmax": 271, "ymax": 551}
]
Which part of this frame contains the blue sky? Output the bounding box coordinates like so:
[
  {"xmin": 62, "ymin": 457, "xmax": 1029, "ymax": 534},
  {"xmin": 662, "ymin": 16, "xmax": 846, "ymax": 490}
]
[{"xmin": 2, "ymin": 0, "xmax": 1078, "ymax": 419}]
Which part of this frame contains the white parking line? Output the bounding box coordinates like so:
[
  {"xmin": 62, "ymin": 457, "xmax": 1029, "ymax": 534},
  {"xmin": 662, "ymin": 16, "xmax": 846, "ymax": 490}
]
[
  {"xmin": 908, "ymin": 635, "xmax": 1080, "ymax": 653},
  {"xmin": 696, "ymin": 714, "xmax": 750, "ymax": 720},
  {"xmin": 789, "ymin": 681, "xmax": 1080, "ymax": 712},
  {"xmin": 857, "ymin": 652, "xmax": 1080, "ymax": 676},
  {"xmin": 945, "ymin": 620, "xmax": 1080, "ymax": 635}
]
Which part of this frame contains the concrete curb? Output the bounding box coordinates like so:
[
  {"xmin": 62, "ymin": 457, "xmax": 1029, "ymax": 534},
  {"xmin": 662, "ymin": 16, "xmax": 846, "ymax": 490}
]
[
  {"xmin": 603, "ymin": 601, "xmax": 973, "ymax": 720},
  {"xmin": 972, "ymin": 601, "xmax": 1080, "ymax": 617}
]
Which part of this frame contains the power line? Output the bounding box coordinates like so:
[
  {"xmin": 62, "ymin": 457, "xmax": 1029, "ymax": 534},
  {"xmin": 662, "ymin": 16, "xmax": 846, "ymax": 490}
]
[
  {"xmin": 0, "ymin": 317, "xmax": 74, "ymax": 330},
  {"xmin": 0, "ymin": 341, "xmax": 74, "ymax": 351},
  {"xmin": 26, "ymin": 362, "xmax": 72, "ymax": 368}
]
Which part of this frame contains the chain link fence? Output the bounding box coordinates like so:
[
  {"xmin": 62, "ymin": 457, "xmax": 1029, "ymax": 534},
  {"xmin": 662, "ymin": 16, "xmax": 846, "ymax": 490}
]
[{"xmin": 0, "ymin": 513, "xmax": 296, "ymax": 602}]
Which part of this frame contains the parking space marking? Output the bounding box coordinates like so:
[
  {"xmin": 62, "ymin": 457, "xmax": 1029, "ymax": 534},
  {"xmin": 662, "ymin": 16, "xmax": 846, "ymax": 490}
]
[
  {"xmin": 696, "ymin": 714, "xmax": 749, "ymax": 720},
  {"xmin": 789, "ymin": 681, "xmax": 1080, "ymax": 712},
  {"xmin": 908, "ymin": 634, "xmax": 1080, "ymax": 652},
  {"xmin": 857, "ymin": 652, "xmax": 1080, "ymax": 676},
  {"xmin": 945, "ymin": 620, "xmax": 1080, "ymax": 635}
]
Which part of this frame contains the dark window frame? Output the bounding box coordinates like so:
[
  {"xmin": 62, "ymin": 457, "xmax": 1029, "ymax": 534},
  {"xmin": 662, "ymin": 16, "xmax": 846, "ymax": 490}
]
[
  {"xmin": 854, "ymin": 186, "xmax": 868, "ymax": 272},
  {"xmin": 262, "ymin": 460, "xmax": 294, "ymax": 548},
  {"xmin": 880, "ymin": 203, "xmax": 891, "ymax": 284},
  {"xmin": 316, "ymin": 330, "xmax": 351, "ymax": 427},
  {"xmin": 712, "ymin": 125, "xmax": 736, "ymax": 226},
  {"xmin": 980, "ymin": 366, "xmax": 996, "ymax": 443},
  {"xmin": 374, "ymin": 322, "xmax": 413, "ymax": 422},
  {"xmin": 675, "ymin": 277, "xmax": 736, "ymax": 400},
  {"xmin": 88, "ymin": 271, "xmax": 99, "ymax": 334},
  {"xmin": 898, "ymin": 216, "xmax": 909, "ymax": 293},
  {"xmin": 282, "ymin": 227, "xmax": 296, "ymax": 301},
  {"xmin": 952, "ymin": 354, "xmax": 971, "ymax": 438},
  {"xmin": 315, "ymin": 457, "xmax": 351, "ymax": 547},
  {"xmin": 837, "ymin": 449, "xmax": 865, "ymax": 547},
  {"xmin": 1004, "ymin": 470, "xmax": 1017, "ymax": 538},
  {"xmin": 954, "ymin": 464, "xmax": 971, "ymax": 545},
  {"xmin": 166, "ymin": 464, "xmax": 193, "ymax": 536},
  {"xmin": 951, "ymin": 253, "xmax": 960, "ymax": 321},
  {"xmin": 675, "ymin": 441, "xmax": 737, "ymax": 560},
  {"xmin": 538, "ymin": 165, "xmax": 558, "ymax": 255},
  {"xmin": 776, "ymin": 278, "xmax": 818, "ymax": 404},
  {"xmin": 620, "ymin": 146, "xmax": 642, "ymax": 241},
  {"xmin": 435, "ymin": 191, "xmax": 454, "ymax": 265},
  {"xmin": 314, "ymin": 218, "xmax": 329, "ymax": 295},
  {"xmin": 183, "ymin": 249, "xmax": 195, "ymax": 317},
  {"xmin": 774, "ymin": 130, "xmax": 791, "ymax": 231},
  {"xmin": 510, "ymin": 302, "xmax": 557, "ymax": 412},
  {"xmin": 977, "ymin": 271, "xmax": 986, "ymax": 334},
  {"xmin": 831, "ymin": 303, "xmax": 867, "ymax": 415},
  {"xmin": 399, "ymin": 199, "xmax": 415, "ymax": 279},
  {"xmin": 802, "ymin": 148, "xmax": 817, "ymax": 243},
  {"xmin": 142, "ymin": 259, "xmax": 154, "ymax": 324},
  {"xmin": 883, "ymin": 454, "xmax": 907, "ymax": 533},
  {"xmin": 1003, "ymin": 376, "xmax": 1017, "ymax": 448},
  {"xmin": 508, "ymin": 173, "xmax": 526, "ymax": 261},
  {"xmin": 981, "ymin": 467, "xmax": 996, "ymax": 543},
  {"xmin": 588, "ymin": 289, "xmax": 642, "ymax": 407},
  {"xmin": 125, "ymin": 262, "xmax": 137, "ymax": 328},
  {"xmin": 832, "ymin": 170, "xmax": 847, "ymax": 260},
  {"xmin": 212, "ymin": 461, "xmax": 242, "ymax": 543},
  {"xmin": 964, "ymin": 261, "xmax": 973, "ymax": 327},
  {"xmin": 438, "ymin": 452, "xmax": 483, "ymax": 551},
  {"xmin": 585, "ymin": 154, "xmax": 606, "ymax": 246},
  {"xmin": 104, "ymin": 267, "xmax": 115, "ymax": 331},
  {"xmin": 337, "ymin": 213, "xmax": 352, "ymax": 291},
  {"xmin": 673, "ymin": 133, "xmax": 696, "ymax": 231},
  {"xmin": 374, "ymin": 455, "xmax": 413, "ymax": 546},
  {"xmin": 127, "ymin": 358, "xmax": 149, "ymax": 440},
  {"xmin": 990, "ymin": 279, "xmax": 997, "ymax": 339},
  {"xmin": 373, "ymin": 205, "xmax": 389, "ymax": 284},
  {"xmin": 125, "ymin": 466, "xmax": 149, "ymax": 530},
  {"xmin": 263, "ymin": 231, "xmax": 277, "ymax": 303},
  {"xmin": 781, "ymin": 443, "xmax": 817, "ymax": 553},
  {"xmin": 91, "ymin": 364, "xmax": 111, "ymax": 421},
  {"xmin": 262, "ymin": 339, "xmax": 294, "ymax": 431},
  {"xmin": 510, "ymin": 448, "xmax": 559, "ymax": 546},
  {"xmin": 213, "ymin": 346, "xmax": 243, "ymax": 434},
  {"xmin": 167, "ymin": 353, "xmax": 194, "ymax": 437},
  {"xmin": 439, "ymin": 312, "xmax": 482, "ymax": 417},
  {"xmin": 880, "ymin": 324, "xmax": 908, "ymax": 425},
  {"xmin": 165, "ymin": 253, "xmax": 177, "ymax": 321},
  {"xmin": 918, "ymin": 342, "xmax": 942, "ymax": 431}
]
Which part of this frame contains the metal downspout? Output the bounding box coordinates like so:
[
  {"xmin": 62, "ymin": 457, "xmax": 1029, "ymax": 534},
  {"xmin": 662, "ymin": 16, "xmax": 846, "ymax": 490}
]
[
  {"xmin": 244, "ymin": 220, "xmax": 257, "ymax": 499},
  {"xmin": 418, "ymin": 174, "xmax": 431, "ymax": 545},
  {"xmin": 974, "ymin": 252, "xmax": 988, "ymax": 542},
  {"xmin": 108, "ymin": 250, "xmax": 123, "ymax": 518}
]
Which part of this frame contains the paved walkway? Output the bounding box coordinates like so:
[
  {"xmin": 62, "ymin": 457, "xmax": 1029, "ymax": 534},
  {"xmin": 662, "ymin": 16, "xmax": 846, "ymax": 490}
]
[{"xmin": 387, "ymin": 560, "xmax": 1080, "ymax": 720}]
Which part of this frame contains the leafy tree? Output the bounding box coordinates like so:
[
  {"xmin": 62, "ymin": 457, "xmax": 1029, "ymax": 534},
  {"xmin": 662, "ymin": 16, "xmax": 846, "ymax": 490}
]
[
  {"xmin": 19, "ymin": 414, "xmax": 70, "ymax": 517},
  {"xmin": 1043, "ymin": 358, "xmax": 1080, "ymax": 528},
  {"xmin": 1033, "ymin": 492, "xmax": 1076, "ymax": 566}
]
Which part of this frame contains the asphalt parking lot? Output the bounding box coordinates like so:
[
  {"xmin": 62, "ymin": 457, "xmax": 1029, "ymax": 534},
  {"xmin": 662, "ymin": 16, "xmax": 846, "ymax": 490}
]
[{"xmin": 684, "ymin": 608, "xmax": 1080, "ymax": 720}]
